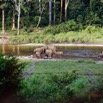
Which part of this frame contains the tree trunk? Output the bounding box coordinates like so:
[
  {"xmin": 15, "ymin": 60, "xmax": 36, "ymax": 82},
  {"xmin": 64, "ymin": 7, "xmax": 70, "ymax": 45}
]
[
  {"xmin": 49, "ymin": 0, "xmax": 52, "ymax": 25},
  {"xmin": 17, "ymin": 13, "xmax": 20, "ymax": 35},
  {"xmin": 60, "ymin": 0, "xmax": 63, "ymax": 22},
  {"xmin": 65, "ymin": 0, "xmax": 67, "ymax": 22},
  {"xmin": 65, "ymin": 0, "xmax": 69, "ymax": 22},
  {"xmin": 2, "ymin": 8, "xmax": 5, "ymax": 34},
  {"xmin": 53, "ymin": 0, "xmax": 56, "ymax": 25},
  {"xmin": 37, "ymin": 0, "xmax": 42, "ymax": 28},
  {"xmin": 65, "ymin": 8, "xmax": 67, "ymax": 22},
  {"xmin": 17, "ymin": 0, "xmax": 20, "ymax": 35},
  {"xmin": 12, "ymin": 10, "xmax": 16, "ymax": 30}
]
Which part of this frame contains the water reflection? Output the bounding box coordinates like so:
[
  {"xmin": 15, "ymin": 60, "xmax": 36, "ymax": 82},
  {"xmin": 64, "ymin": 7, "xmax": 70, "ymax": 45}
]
[
  {"xmin": 2, "ymin": 44, "xmax": 5, "ymax": 54},
  {"xmin": 0, "ymin": 44, "xmax": 103, "ymax": 59},
  {"xmin": 12, "ymin": 45, "xmax": 15, "ymax": 53},
  {"xmin": 0, "ymin": 44, "xmax": 21, "ymax": 55},
  {"xmin": 17, "ymin": 45, "xmax": 20, "ymax": 55}
]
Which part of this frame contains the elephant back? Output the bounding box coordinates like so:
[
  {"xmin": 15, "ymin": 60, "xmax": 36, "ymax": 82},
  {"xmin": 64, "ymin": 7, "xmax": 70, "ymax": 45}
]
[{"xmin": 47, "ymin": 45, "xmax": 57, "ymax": 53}]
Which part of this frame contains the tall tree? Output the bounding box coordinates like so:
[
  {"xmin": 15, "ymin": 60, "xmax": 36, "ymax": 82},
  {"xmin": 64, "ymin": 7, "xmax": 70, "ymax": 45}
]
[
  {"xmin": 60, "ymin": 0, "xmax": 63, "ymax": 22},
  {"xmin": 36, "ymin": 0, "xmax": 48, "ymax": 28},
  {"xmin": 13, "ymin": 0, "xmax": 21, "ymax": 35},
  {"xmin": 53, "ymin": 0, "xmax": 56, "ymax": 25},
  {"xmin": 0, "ymin": 1, "xmax": 7, "ymax": 34},
  {"xmin": 12, "ymin": 4, "xmax": 16, "ymax": 30},
  {"xmin": 65, "ymin": 0, "xmax": 71, "ymax": 22},
  {"xmin": 49, "ymin": 0, "xmax": 52, "ymax": 25},
  {"xmin": 2, "ymin": 7, "xmax": 5, "ymax": 34},
  {"xmin": 13, "ymin": 0, "xmax": 30, "ymax": 35}
]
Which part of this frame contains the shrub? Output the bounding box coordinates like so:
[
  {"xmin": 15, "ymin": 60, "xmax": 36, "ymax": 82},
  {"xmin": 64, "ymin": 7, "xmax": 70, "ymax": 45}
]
[
  {"xmin": 0, "ymin": 54, "xmax": 26, "ymax": 94},
  {"xmin": 18, "ymin": 73, "xmax": 77, "ymax": 103}
]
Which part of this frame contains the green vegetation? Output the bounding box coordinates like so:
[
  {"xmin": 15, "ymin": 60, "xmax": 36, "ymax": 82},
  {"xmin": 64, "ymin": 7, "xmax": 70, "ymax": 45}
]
[
  {"xmin": 18, "ymin": 60, "xmax": 103, "ymax": 103},
  {"xmin": 19, "ymin": 73, "xmax": 77, "ymax": 103},
  {"xmin": 0, "ymin": 0, "xmax": 103, "ymax": 44},
  {"xmin": 32, "ymin": 60, "xmax": 103, "ymax": 74},
  {"xmin": 9, "ymin": 25, "xmax": 103, "ymax": 44},
  {"xmin": 0, "ymin": 54, "xmax": 26, "ymax": 94}
]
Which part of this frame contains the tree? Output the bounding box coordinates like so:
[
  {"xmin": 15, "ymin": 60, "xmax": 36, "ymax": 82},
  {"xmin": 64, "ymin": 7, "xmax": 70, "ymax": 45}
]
[
  {"xmin": 53, "ymin": 0, "xmax": 56, "ymax": 25},
  {"xmin": 65, "ymin": 0, "xmax": 71, "ymax": 22},
  {"xmin": 49, "ymin": 0, "xmax": 52, "ymax": 25},
  {"xmin": 13, "ymin": 0, "xmax": 21, "ymax": 35},
  {"xmin": 12, "ymin": 2, "xmax": 16, "ymax": 30},
  {"xmin": 36, "ymin": 0, "xmax": 48, "ymax": 28},
  {"xmin": 0, "ymin": 1, "xmax": 7, "ymax": 34},
  {"xmin": 60, "ymin": 0, "xmax": 63, "ymax": 22},
  {"xmin": 13, "ymin": 0, "xmax": 30, "ymax": 35}
]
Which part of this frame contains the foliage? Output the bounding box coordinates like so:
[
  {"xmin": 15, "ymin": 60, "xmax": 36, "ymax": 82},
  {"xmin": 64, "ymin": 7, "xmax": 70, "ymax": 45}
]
[
  {"xmin": 0, "ymin": 0, "xmax": 103, "ymax": 30},
  {"xmin": 19, "ymin": 73, "xmax": 77, "ymax": 103},
  {"xmin": 18, "ymin": 60, "xmax": 103, "ymax": 103},
  {"xmin": 43, "ymin": 20, "xmax": 82, "ymax": 34},
  {"xmin": 0, "ymin": 54, "xmax": 26, "ymax": 94},
  {"xmin": 9, "ymin": 26, "xmax": 103, "ymax": 44}
]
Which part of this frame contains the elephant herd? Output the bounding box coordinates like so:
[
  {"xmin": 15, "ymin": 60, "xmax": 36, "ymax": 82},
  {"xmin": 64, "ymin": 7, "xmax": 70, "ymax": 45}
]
[
  {"xmin": 33, "ymin": 45, "xmax": 103, "ymax": 59},
  {"xmin": 33, "ymin": 45, "xmax": 64, "ymax": 59}
]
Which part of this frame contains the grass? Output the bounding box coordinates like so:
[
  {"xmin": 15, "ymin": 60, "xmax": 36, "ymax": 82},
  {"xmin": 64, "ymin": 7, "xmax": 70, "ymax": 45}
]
[{"xmin": 25, "ymin": 60, "xmax": 103, "ymax": 74}]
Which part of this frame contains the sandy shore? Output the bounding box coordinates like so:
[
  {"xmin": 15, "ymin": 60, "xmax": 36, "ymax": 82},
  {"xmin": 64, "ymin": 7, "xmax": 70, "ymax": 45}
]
[{"xmin": 19, "ymin": 43, "xmax": 103, "ymax": 47}]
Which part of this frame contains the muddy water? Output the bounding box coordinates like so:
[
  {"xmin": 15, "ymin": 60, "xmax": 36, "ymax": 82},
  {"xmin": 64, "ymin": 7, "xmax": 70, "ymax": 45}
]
[{"xmin": 0, "ymin": 44, "xmax": 103, "ymax": 60}]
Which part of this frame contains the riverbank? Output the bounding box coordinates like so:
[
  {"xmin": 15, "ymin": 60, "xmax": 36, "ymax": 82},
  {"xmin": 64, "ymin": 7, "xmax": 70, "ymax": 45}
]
[
  {"xmin": 19, "ymin": 43, "xmax": 103, "ymax": 47},
  {"xmin": 0, "ymin": 26, "xmax": 103, "ymax": 45},
  {"xmin": 8, "ymin": 26, "xmax": 103, "ymax": 44},
  {"xmin": 17, "ymin": 55, "xmax": 103, "ymax": 64}
]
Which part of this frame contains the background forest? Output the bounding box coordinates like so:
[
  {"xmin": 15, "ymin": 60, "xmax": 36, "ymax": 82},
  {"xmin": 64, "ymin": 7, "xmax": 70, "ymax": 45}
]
[{"xmin": 0, "ymin": 0, "xmax": 103, "ymax": 43}]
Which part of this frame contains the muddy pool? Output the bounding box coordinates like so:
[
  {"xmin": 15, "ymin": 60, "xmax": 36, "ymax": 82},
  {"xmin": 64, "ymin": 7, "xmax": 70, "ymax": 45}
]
[{"xmin": 0, "ymin": 44, "xmax": 103, "ymax": 60}]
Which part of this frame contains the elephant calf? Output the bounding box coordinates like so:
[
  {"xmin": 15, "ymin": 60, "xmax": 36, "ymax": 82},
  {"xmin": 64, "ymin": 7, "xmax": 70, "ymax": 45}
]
[
  {"xmin": 45, "ymin": 49, "xmax": 64, "ymax": 59},
  {"xmin": 55, "ymin": 51, "xmax": 64, "ymax": 55}
]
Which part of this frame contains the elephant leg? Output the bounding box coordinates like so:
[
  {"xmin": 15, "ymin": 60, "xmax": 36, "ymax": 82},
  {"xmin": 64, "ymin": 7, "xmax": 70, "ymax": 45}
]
[
  {"xmin": 48, "ymin": 53, "xmax": 53, "ymax": 59},
  {"xmin": 35, "ymin": 52, "xmax": 41, "ymax": 59}
]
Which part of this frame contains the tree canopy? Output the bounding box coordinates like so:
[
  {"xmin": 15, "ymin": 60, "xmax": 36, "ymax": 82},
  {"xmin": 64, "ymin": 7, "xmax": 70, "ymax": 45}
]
[{"xmin": 0, "ymin": 0, "xmax": 103, "ymax": 35}]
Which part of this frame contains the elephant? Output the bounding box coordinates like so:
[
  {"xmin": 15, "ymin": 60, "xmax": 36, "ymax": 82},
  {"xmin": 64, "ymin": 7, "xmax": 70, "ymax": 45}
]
[
  {"xmin": 35, "ymin": 52, "xmax": 42, "ymax": 58},
  {"xmin": 55, "ymin": 51, "xmax": 64, "ymax": 55},
  {"xmin": 44, "ymin": 45, "xmax": 57, "ymax": 59},
  {"xmin": 34, "ymin": 45, "xmax": 59, "ymax": 59},
  {"xmin": 45, "ymin": 49, "xmax": 55, "ymax": 59},
  {"xmin": 34, "ymin": 46, "xmax": 47, "ymax": 58},
  {"xmin": 46, "ymin": 45, "xmax": 57, "ymax": 54}
]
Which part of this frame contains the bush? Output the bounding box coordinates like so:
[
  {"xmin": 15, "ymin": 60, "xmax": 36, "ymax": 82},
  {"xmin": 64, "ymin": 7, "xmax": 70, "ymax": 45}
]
[
  {"xmin": 18, "ymin": 73, "xmax": 77, "ymax": 103},
  {"xmin": 0, "ymin": 54, "xmax": 26, "ymax": 94},
  {"xmin": 43, "ymin": 20, "xmax": 82, "ymax": 35}
]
